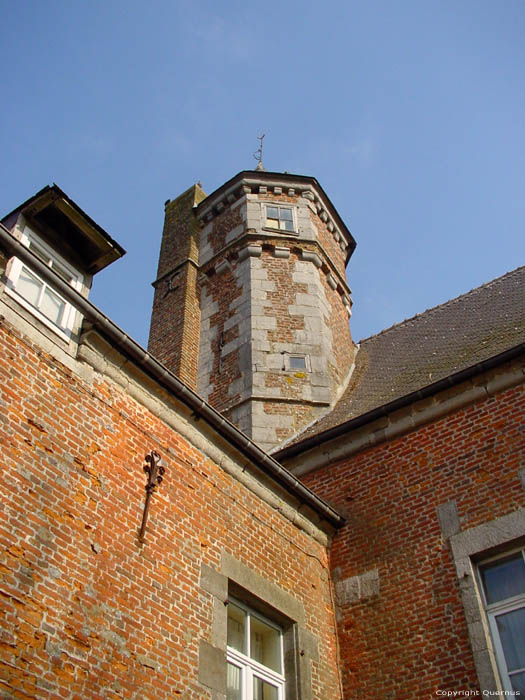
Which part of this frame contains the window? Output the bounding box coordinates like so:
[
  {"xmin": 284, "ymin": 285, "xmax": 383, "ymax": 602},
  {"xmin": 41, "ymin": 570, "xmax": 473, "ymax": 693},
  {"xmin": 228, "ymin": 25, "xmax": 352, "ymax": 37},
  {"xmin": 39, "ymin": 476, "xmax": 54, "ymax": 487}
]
[
  {"xmin": 283, "ymin": 353, "xmax": 310, "ymax": 372},
  {"xmin": 288, "ymin": 356, "xmax": 306, "ymax": 370},
  {"xmin": 227, "ymin": 600, "xmax": 285, "ymax": 700},
  {"xmin": 265, "ymin": 206, "xmax": 294, "ymax": 233},
  {"xmin": 478, "ymin": 549, "xmax": 525, "ymax": 694},
  {"xmin": 6, "ymin": 227, "xmax": 83, "ymax": 338}
]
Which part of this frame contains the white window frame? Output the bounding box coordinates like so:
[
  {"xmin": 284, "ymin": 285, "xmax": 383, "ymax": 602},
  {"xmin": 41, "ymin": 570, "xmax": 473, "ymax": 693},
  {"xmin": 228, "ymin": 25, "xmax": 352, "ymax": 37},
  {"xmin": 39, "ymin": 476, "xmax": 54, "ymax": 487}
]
[
  {"xmin": 477, "ymin": 548, "xmax": 525, "ymax": 694},
  {"xmin": 227, "ymin": 599, "xmax": 285, "ymax": 700},
  {"xmin": 263, "ymin": 204, "xmax": 297, "ymax": 235},
  {"xmin": 5, "ymin": 226, "xmax": 83, "ymax": 340}
]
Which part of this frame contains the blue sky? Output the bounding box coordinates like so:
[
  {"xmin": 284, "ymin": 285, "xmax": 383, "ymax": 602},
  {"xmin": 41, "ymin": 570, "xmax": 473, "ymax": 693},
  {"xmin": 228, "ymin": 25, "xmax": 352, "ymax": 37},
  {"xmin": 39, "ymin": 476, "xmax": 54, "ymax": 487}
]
[{"xmin": 1, "ymin": 1, "xmax": 524, "ymax": 347}]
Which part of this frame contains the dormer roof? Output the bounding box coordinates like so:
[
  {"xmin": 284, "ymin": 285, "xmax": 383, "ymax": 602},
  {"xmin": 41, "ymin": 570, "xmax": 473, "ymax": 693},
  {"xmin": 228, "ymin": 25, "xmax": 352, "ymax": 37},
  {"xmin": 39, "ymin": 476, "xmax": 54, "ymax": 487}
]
[{"xmin": 1, "ymin": 184, "xmax": 126, "ymax": 274}]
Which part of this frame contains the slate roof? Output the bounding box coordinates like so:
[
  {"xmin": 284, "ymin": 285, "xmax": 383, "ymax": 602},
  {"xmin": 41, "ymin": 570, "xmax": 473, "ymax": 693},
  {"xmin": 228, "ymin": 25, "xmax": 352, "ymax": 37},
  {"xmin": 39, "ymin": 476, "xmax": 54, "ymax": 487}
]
[{"xmin": 281, "ymin": 266, "xmax": 525, "ymax": 449}]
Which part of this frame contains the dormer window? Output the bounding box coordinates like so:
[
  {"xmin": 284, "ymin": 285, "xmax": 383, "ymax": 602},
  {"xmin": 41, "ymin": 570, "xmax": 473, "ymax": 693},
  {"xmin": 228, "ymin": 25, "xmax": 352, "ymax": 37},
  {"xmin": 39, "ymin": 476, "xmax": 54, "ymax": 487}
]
[
  {"xmin": 265, "ymin": 206, "xmax": 295, "ymax": 232},
  {"xmin": 6, "ymin": 227, "xmax": 83, "ymax": 338}
]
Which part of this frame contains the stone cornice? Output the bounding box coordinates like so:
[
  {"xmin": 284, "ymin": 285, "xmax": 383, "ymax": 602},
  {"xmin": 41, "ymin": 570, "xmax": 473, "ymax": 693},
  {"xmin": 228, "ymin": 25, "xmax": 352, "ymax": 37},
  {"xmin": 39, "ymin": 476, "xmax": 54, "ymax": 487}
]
[
  {"xmin": 194, "ymin": 170, "xmax": 356, "ymax": 263},
  {"xmin": 199, "ymin": 231, "xmax": 352, "ymax": 314}
]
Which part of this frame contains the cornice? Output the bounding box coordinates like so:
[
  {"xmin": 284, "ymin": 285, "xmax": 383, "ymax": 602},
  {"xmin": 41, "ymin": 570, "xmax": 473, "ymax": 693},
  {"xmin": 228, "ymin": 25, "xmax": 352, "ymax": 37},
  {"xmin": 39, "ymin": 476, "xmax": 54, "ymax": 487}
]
[{"xmin": 194, "ymin": 170, "xmax": 356, "ymax": 264}]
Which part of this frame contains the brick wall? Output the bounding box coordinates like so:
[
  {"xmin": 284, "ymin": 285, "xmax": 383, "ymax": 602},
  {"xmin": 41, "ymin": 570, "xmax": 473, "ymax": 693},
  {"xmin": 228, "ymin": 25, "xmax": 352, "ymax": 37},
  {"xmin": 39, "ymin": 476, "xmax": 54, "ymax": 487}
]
[
  {"xmin": 148, "ymin": 185, "xmax": 206, "ymax": 388},
  {"xmin": 0, "ymin": 316, "xmax": 342, "ymax": 699},
  {"xmin": 300, "ymin": 381, "xmax": 525, "ymax": 698}
]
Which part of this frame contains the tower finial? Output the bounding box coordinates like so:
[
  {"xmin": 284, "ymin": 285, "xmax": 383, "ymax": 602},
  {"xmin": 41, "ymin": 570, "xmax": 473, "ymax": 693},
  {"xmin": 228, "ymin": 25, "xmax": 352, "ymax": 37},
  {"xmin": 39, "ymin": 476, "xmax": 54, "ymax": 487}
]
[{"xmin": 253, "ymin": 134, "xmax": 265, "ymax": 171}]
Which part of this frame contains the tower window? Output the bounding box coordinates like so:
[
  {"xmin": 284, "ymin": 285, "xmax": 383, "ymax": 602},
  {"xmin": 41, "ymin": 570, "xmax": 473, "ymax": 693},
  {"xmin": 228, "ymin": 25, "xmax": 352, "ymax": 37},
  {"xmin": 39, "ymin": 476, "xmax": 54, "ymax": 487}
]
[
  {"xmin": 289, "ymin": 356, "xmax": 306, "ymax": 370},
  {"xmin": 283, "ymin": 354, "xmax": 310, "ymax": 372},
  {"xmin": 5, "ymin": 227, "xmax": 83, "ymax": 338},
  {"xmin": 265, "ymin": 206, "xmax": 295, "ymax": 233}
]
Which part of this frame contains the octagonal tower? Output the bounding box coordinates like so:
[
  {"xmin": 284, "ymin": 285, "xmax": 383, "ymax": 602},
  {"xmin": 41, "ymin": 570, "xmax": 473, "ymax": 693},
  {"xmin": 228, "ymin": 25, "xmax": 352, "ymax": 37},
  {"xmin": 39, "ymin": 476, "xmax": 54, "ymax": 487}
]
[{"xmin": 148, "ymin": 170, "xmax": 357, "ymax": 452}]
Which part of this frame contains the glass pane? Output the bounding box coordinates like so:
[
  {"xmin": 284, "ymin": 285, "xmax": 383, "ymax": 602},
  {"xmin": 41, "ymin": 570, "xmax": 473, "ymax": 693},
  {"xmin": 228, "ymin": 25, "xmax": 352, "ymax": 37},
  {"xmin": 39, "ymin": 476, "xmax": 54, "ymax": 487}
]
[
  {"xmin": 266, "ymin": 206, "xmax": 278, "ymax": 219},
  {"xmin": 279, "ymin": 208, "xmax": 293, "ymax": 220},
  {"xmin": 253, "ymin": 676, "xmax": 278, "ymax": 700},
  {"xmin": 226, "ymin": 662, "xmax": 242, "ymax": 700},
  {"xmin": 289, "ymin": 356, "xmax": 306, "ymax": 370},
  {"xmin": 17, "ymin": 266, "xmax": 43, "ymax": 306},
  {"xmin": 250, "ymin": 615, "xmax": 281, "ymax": 673},
  {"xmin": 40, "ymin": 287, "xmax": 66, "ymax": 326},
  {"xmin": 27, "ymin": 241, "xmax": 51, "ymax": 266},
  {"xmin": 510, "ymin": 671, "xmax": 525, "ymax": 694},
  {"xmin": 51, "ymin": 259, "xmax": 74, "ymax": 284},
  {"xmin": 267, "ymin": 218, "xmax": 279, "ymax": 228},
  {"xmin": 495, "ymin": 608, "xmax": 525, "ymax": 671},
  {"xmin": 481, "ymin": 554, "xmax": 525, "ymax": 603},
  {"xmin": 282, "ymin": 219, "xmax": 294, "ymax": 231},
  {"xmin": 227, "ymin": 603, "xmax": 246, "ymax": 654}
]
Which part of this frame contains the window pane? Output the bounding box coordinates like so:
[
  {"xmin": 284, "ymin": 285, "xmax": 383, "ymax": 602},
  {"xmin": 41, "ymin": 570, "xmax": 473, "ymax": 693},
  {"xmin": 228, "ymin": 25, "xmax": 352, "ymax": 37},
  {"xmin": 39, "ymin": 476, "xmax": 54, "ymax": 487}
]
[
  {"xmin": 17, "ymin": 266, "xmax": 43, "ymax": 307},
  {"xmin": 250, "ymin": 615, "xmax": 281, "ymax": 673},
  {"xmin": 40, "ymin": 287, "xmax": 66, "ymax": 327},
  {"xmin": 281, "ymin": 219, "xmax": 294, "ymax": 231},
  {"xmin": 481, "ymin": 554, "xmax": 525, "ymax": 603},
  {"xmin": 27, "ymin": 241, "xmax": 51, "ymax": 266},
  {"xmin": 253, "ymin": 676, "xmax": 278, "ymax": 700},
  {"xmin": 495, "ymin": 607, "xmax": 525, "ymax": 672},
  {"xmin": 289, "ymin": 356, "xmax": 306, "ymax": 370},
  {"xmin": 510, "ymin": 671, "xmax": 525, "ymax": 694},
  {"xmin": 267, "ymin": 207, "xmax": 278, "ymax": 219},
  {"xmin": 51, "ymin": 259, "xmax": 75, "ymax": 284},
  {"xmin": 267, "ymin": 218, "xmax": 279, "ymax": 228},
  {"xmin": 227, "ymin": 603, "xmax": 246, "ymax": 654},
  {"xmin": 227, "ymin": 662, "xmax": 242, "ymax": 700},
  {"xmin": 279, "ymin": 208, "xmax": 293, "ymax": 220}
]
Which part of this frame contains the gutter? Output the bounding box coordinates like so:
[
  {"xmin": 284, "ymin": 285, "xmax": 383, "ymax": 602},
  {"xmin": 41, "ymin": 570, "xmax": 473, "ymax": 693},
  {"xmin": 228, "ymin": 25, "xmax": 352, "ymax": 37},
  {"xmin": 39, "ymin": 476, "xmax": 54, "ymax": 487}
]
[
  {"xmin": 275, "ymin": 342, "xmax": 525, "ymax": 463},
  {"xmin": 0, "ymin": 223, "xmax": 344, "ymax": 529}
]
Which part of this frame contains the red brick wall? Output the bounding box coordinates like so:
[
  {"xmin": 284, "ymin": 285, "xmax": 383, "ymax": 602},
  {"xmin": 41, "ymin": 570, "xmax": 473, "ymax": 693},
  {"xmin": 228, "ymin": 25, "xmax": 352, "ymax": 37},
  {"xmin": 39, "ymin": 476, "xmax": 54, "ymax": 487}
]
[
  {"xmin": 300, "ymin": 382, "xmax": 525, "ymax": 698},
  {"xmin": 0, "ymin": 317, "xmax": 342, "ymax": 699}
]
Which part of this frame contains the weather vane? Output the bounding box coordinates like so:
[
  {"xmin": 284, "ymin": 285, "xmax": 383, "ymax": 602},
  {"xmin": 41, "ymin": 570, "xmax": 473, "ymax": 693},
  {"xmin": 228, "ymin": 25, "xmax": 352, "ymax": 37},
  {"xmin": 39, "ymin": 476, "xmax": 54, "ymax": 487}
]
[{"xmin": 253, "ymin": 134, "xmax": 265, "ymax": 171}]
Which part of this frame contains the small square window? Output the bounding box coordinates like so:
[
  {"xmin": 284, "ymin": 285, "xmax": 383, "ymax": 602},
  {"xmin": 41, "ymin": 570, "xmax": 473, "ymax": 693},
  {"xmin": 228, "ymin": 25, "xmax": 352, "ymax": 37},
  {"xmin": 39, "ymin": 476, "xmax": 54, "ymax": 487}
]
[
  {"xmin": 283, "ymin": 354, "xmax": 310, "ymax": 372},
  {"xmin": 5, "ymin": 227, "xmax": 83, "ymax": 339},
  {"xmin": 288, "ymin": 356, "xmax": 307, "ymax": 370},
  {"xmin": 265, "ymin": 206, "xmax": 295, "ymax": 233}
]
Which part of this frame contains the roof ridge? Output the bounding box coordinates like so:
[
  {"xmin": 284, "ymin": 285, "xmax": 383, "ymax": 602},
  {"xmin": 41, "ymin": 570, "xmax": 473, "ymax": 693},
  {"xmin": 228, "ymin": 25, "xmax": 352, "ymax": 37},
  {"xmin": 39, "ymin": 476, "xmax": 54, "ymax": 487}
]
[{"xmin": 358, "ymin": 265, "xmax": 525, "ymax": 344}]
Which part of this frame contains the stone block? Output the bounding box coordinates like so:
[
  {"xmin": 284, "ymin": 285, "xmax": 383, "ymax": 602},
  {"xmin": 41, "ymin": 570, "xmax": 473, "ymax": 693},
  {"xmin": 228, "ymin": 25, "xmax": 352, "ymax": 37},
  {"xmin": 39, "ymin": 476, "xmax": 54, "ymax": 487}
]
[
  {"xmin": 437, "ymin": 500, "xmax": 461, "ymax": 539},
  {"xmin": 253, "ymin": 316, "xmax": 276, "ymax": 330},
  {"xmin": 198, "ymin": 641, "xmax": 226, "ymax": 694}
]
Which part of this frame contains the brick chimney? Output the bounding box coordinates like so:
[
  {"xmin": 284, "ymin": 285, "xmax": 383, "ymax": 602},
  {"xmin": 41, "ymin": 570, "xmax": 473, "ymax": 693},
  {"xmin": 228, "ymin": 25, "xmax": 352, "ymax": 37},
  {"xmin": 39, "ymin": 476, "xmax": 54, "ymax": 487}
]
[{"xmin": 148, "ymin": 183, "xmax": 207, "ymax": 388}]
